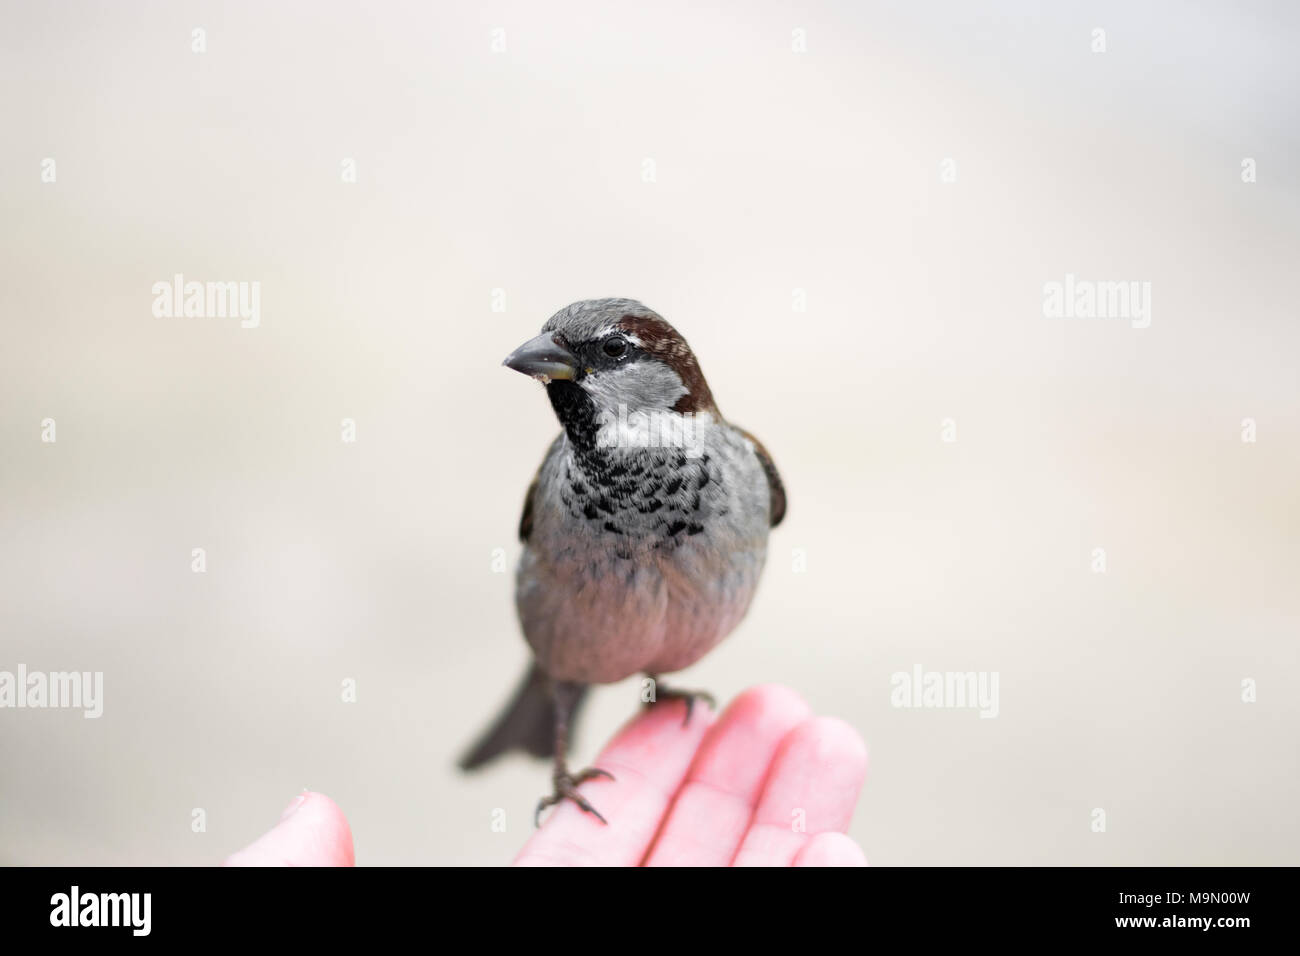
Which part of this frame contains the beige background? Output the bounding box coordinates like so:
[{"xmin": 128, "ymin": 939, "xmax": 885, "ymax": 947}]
[{"xmin": 1, "ymin": 0, "xmax": 1297, "ymax": 865}]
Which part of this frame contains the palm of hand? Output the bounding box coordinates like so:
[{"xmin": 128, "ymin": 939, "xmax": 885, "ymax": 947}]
[{"xmin": 225, "ymin": 685, "xmax": 868, "ymax": 867}]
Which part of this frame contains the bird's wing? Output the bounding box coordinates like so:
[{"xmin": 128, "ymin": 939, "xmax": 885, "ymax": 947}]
[
  {"xmin": 519, "ymin": 433, "xmax": 565, "ymax": 542},
  {"xmin": 736, "ymin": 427, "xmax": 786, "ymax": 528}
]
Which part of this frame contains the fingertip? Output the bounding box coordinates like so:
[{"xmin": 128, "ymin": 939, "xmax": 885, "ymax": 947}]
[
  {"xmin": 684, "ymin": 683, "xmax": 814, "ymax": 800},
  {"xmin": 788, "ymin": 714, "xmax": 869, "ymax": 777},
  {"xmin": 745, "ymin": 713, "xmax": 869, "ymax": 837},
  {"xmin": 793, "ymin": 831, "xmax": 868, "ymax": 867},
  {"xmin": 725, "ymin": 684, "xmax": 813, "ymax": 726},
  {"xmin": 223, "ymin": 791, "xmax": 355, "ymax": 867},
  {"xmin": 294, "ymin": 792, "xmax": 355, "ymax": 866}
]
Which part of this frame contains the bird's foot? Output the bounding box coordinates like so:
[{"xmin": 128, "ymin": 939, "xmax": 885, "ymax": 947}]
[
  {"xmin": 645, "ymin": 679, "xmax": 716, "ymax": 726},
  {"xmin": 534, "ymin": 766, "xmax": 615, "ymax": 826}
]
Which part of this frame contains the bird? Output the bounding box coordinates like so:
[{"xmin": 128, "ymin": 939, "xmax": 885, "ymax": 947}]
[{"xmin": 459, "ymin": 298, "xmax": 785, "ymax": 824}]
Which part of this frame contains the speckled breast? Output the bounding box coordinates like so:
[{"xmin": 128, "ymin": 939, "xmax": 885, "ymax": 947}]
[{"xmin": 515, "ymin": 424, "xmax": 771, "ymax": 684}]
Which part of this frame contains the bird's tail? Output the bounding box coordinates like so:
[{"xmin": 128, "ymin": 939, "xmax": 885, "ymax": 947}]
[{"xmin": 458, "ymin": 663, "xmax": 589, "ymax": 770}]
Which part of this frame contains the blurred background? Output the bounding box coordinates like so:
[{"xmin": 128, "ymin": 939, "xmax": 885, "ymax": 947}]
[{"xmin": 1, "ymin": 0, "xmax": 1297, "ymax": 865}]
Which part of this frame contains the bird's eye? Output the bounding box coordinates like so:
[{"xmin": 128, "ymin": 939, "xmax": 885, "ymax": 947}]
[{"xmin": 602, "ymin": 335, "xmax": 628, "ymax": 359}]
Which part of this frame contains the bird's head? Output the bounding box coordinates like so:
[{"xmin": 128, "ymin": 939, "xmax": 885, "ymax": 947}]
[{"xmin": 503, "ymin": 299, "xmax": 718, "ymax": 447}]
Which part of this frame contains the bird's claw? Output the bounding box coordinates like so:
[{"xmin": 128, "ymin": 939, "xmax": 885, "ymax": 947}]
[
  {"xmin": 647, "ymin": 683, "xmax": 716, "ymax": 726},
  {"xmin": 534, "ymin": 767, "xmax": 615, "ymax": 827}
]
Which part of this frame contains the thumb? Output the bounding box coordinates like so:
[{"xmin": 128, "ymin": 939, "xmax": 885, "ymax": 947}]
[{"xmin": 222, "ymin": 791, "xmax": 355, "ymax": 866}]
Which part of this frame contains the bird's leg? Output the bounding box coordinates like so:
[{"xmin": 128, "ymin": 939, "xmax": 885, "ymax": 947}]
[
  {"xmin": 643, "ymin": 674, "xmax": 716, "ymax": 726},
  {"xmin": 534, "ymin": 680, "xmax": 614, "ymax": 826}
]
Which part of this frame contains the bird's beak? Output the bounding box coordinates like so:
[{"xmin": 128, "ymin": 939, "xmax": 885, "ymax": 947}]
[{"xmin": 502, "ymin": 332, "xmax": 578, "ymax": 383}]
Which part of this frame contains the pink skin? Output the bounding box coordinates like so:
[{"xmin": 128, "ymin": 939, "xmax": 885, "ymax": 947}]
[
  {"xmin": 222, "ymin": 791, "xmax": 355, "ymax": 867},
  {"xmin": 224, "ymin": 685, "xmax": 868, "ymax": 867}
]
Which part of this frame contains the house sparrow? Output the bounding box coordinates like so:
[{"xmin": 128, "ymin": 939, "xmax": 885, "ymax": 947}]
[{"xmin": 460, "ymin": 298, "xmax": 785, "ymax": 824}]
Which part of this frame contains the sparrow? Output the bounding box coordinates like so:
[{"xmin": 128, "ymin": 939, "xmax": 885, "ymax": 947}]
[{"xmin": 459, "ymin": 298, "xmax": 785, "ymax": 824}]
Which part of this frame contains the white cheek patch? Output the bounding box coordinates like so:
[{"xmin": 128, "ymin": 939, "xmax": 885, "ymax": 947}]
[
  {"xmin": 581, "ymin": 360, "xmax": 687, "ymax": 412},
  {"xmin": 583, "ymin": 362, "xmax": 713, "ymax": 457}
]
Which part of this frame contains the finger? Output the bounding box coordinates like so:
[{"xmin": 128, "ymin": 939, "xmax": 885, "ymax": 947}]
[
  {"xmin": 514, "ymin": 698, "xmax": 715, "ymax": 866},
  {"xmin": 731, "ymin": 716, "xmax": 867, "ymax": 867},
  {"xmin": 222, "ymin": 792, "xmax": 355, "ymax": 867},
  {"xmin": 793, "ymin": 831, "xmax": 868, "ymax": 867},
  {"xmin": 643, "ymin": 684, "xmax": 812, "ymax": 866}
]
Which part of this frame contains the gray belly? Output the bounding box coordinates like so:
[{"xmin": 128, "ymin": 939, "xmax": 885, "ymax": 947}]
[{"xmin": 515, "ymin": 426, "xmax": 771, "ymax": 684}]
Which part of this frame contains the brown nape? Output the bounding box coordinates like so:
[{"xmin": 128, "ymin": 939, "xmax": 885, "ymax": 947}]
[{"xmin": 617, "ymin": 313, "xmax": 720, "ymax": 416}]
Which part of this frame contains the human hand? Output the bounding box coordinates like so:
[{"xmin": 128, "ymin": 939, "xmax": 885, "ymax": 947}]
[
  {"xmin": 223, "ymin": 685, "xmax": 867, "ymax": 866},
  {"xmin": 517, "ymin": 683, "xmax": 868, "ymax": 866}
]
